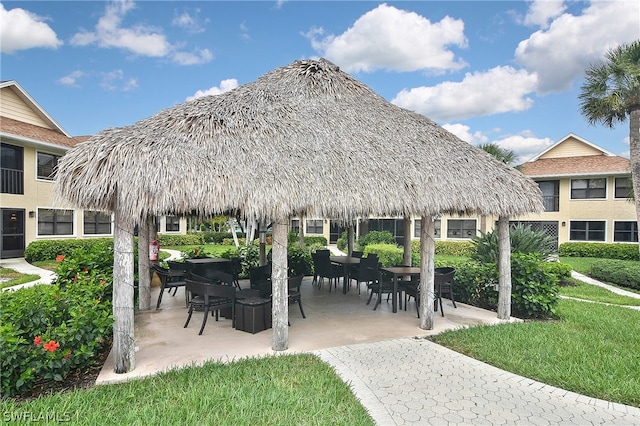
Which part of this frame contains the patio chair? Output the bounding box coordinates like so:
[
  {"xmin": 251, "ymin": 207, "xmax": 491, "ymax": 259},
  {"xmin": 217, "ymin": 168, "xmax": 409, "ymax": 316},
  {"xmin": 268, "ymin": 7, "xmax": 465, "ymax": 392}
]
[
  {"xmin": 367, "ymin": 269, "xmax": 396, "ymax": 310},
  {"xmin": 184, "ymin": 279, "xmax": 237, "ymax": 335},
  {"xmin": 349, "ymin": 255, "xmax": 378, "ymax": 295},
  {"xmin": 152, "ymin": 264, "xmax": 187, "ymax": 309},
  {"xmin": 288, "ymin": 275, "xmax": 306, "ymax": 320},
  {"xmin": 166, "ymin": 260, "xmax": 188, "ymax": 295},
  {"xmin": 314, "ymin": 254, "xmax": 342, "ymax": 292},
  {"xmin": 404, "ymin": 267, "xmax": 457, "ymax": 317},
  {"xmin": 249, "ymin": 264, "xmax": 272, "ymax": 298}
]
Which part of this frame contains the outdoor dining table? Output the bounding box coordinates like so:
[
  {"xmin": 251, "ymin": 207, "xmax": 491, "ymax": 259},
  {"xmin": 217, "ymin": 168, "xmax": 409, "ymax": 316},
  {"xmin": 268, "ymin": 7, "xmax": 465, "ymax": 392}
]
[
  {"xmin": 380, "ymin": 266, "xmax": 421, "ymax": 313},
  {"xmin": 329, "ymin": 256, "xmax": 361, "ymax": 294}
]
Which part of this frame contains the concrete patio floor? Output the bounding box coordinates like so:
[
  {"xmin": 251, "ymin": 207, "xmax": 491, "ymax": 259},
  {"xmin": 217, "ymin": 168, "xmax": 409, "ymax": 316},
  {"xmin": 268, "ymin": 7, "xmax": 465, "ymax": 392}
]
[{"xmin": 97, "ymin": 276, "xmax": 516, "ymax": 385}]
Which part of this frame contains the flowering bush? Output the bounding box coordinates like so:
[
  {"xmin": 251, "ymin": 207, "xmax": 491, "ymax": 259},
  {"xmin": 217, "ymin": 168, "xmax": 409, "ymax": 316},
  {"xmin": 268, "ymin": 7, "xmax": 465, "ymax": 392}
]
[{"xmin": 0, "ymin": 244, "xmax": 114, "ymax": 397}]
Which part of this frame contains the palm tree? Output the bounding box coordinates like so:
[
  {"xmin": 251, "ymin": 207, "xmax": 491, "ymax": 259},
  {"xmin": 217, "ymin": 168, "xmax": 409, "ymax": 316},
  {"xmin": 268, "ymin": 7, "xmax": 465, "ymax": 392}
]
[
  {"xmin": 479, "ymin": 143, "xmax": 518, "ymax": 166},
  {"xmin": 579, "ymin": 40, "xmax": 640, "ymax": 254}
]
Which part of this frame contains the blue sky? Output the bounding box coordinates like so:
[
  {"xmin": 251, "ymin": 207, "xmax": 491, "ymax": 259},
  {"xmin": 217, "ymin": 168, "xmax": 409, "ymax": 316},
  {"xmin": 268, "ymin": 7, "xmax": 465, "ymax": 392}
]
[{"xmin": 1, "ymin": 0, "xmax": 638, "ymax": 163}]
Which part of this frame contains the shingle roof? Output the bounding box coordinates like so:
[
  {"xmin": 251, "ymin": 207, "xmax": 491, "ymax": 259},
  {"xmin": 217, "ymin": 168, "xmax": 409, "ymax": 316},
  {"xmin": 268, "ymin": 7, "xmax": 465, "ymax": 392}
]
[
  {"xmin": 521, "ymin": 155, "xmax": 630, "ymax": 177},
  {"xmin": 0, "ymin": 116, "xmax": 89, "ymax": 148}
]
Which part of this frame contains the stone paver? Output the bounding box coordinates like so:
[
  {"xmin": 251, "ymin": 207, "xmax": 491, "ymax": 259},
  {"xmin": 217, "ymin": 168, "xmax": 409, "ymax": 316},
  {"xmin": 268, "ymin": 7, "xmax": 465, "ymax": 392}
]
[{"xmin": 314, "ymin": 338, "xmax": 640, "ymax": 425}]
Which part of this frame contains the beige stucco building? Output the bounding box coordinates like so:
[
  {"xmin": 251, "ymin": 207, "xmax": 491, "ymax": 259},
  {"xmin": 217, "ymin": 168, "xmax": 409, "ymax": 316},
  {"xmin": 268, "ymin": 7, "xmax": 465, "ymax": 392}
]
[
  {"xmin": 1, "ymin": 81, "xmax": 185, "ymax": 258},
  {"xmin": 299, "ymin": 134, "xmax": 637, "ymax": 249}
]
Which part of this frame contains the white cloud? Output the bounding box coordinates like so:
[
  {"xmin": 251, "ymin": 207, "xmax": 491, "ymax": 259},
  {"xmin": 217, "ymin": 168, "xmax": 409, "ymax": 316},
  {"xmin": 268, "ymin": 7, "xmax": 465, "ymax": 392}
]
[
  {"xmin": 523, "ymin": 0, "xmax": 566, "ymax": 28},
  {"xmin": 172, "ymin": 9, "xmax": 208, "ymax": 34},
  {"xmin": 492, "ymin": 133, "xmax": 555, "ymax": 163},
  {"xmin": 100, "ymin": 70, "xmax": 138, "ymax": 92},
  {"xmin": 70, "ymin": 0, "xmax": 171, "ymax": 57},
  {"xmin": 392, "ymin": 66, "xmax": 538, "ymax": 122},
  {"xmin": 307, "ymin": 3, "xmax": 467, "ymax": 73},
  {"xmin": 186, "ymin": 79, "xmax": 239, "ymax": 101},
  {"xmin": 172, "ymin": 48, "xmax": 213, "ymax": 65},
  {"xmin": 58, "ymin": 70, "xmax": 87, "ymax": 87},
  {"xmin": 441, "ymin": 123, "xmax": 488, "ymax": 145},
  {"xmin": 0, "ymin": 4, "xmax": 62, "ymax": 53},
  {"xmin": 515, "ymin": 0, "xmax": 640, "ymax": 93}
]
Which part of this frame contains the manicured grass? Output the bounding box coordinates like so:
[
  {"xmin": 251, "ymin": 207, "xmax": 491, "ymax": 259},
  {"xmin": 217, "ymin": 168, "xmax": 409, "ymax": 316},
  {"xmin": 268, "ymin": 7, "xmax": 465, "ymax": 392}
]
[
  {"xmin": 32, "ymin": 260, "xmax": 59, "ymax": 271},
  {"xmin": 0, "ymin": 268, "xmax": 40, "ymax": 290},
  {"xmin": 559, "ymin": 277, "xmax": 640, "ymax": 305},
  {"xmin": 0, "ymin": 354, "xmax": 374, "ymax": 425},
  {"xmin": 433, "ymin": 298, "xmax": 640, "ymax": 407},
  {"xmin": 559, "ymin": 256, "xmax": 600, "ymax": 274}
]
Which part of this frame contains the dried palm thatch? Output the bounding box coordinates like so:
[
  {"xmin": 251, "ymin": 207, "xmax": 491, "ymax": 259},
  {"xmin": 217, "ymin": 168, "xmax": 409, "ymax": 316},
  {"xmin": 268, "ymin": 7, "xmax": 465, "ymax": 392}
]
[{"xmin": 54, "ymin": 58, "xmax": 542, "ymax": 221}]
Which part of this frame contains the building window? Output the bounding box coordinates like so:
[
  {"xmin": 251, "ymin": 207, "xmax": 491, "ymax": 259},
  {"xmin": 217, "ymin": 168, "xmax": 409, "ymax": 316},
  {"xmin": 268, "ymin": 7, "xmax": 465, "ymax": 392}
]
[
  {"xmin": 570, "ymin": 221, "xmax": 605, "ymax": 241},
  {"xmin": 38, "ymin": 209, "xmax": 73, "ymax": 236},
  {"xmin": 447, "ymin": 219, "xmax": 476, "ymax": 239},
  {"xmin": 84, "ymin": 210, "xmax": 112, "ymax": 235},
  {"xmin": 290, "ymin": 219, "xmax": 300, "ymax": 233},
  {"xmin": 614, "ymin": 221, "xmax": 638, "ymax": 243},
  {"xmin": 571, "ymin": 178, "xmax": 606, "ymax": 199},
  {"xmin": 414, "ymin": 219, "xmax": 441, "ymax": 238},
  {"xmin": 37, "ymin": 152, "xmax": 61, "ymax": 180},
  {"xmin": 306, "ymin": 219, "xmax": 323, "ymax": 234},
  {"xmin": 537, "ymin": 180, "xmax": 559, "ymax": 212},
  {"xmin": 1, "ymin": 143, "xmax": 24, "ymax": 194},
  {"xmin": 614, "ymin": 177, "xmax": 632, "ymax": 199},
  {"xmin": 165, "ymin": 215, "xmax": 180, "ymax": 232}
]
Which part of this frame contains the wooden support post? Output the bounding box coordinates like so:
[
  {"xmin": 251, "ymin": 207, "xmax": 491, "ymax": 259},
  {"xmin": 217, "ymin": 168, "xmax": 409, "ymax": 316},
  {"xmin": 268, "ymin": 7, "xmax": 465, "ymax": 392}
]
[
  {"xmin": 347, "ymin": 225, "xmax": 354, "ymax": 256},
  {"xmin": 403, "ymin": 216, "xmax": 412, "ymax": 266},
  {"xmin": 298, "ymin": 216, "xmax": 305, "ymax": 248},
  {"xmin": 113, "ymin": 206, "xmax": 136, "ymax": 373},
  {"xmin": 137, "ymin": 216, "xmax": 151, "ymax": 311},
  {"xmin": 271, "ymin": 219, "xmax": 289, "ymax": 351},
  {"xmin": 419, "ymin": 215, "xmax": 435, "ymax": 329},
  {"xmin": 497, "ymin": 216, "xmax": 512, "ymax": 320},
  {"xmin": 259, "ymin": 224, "xmax": 267, "ymax": 266}
]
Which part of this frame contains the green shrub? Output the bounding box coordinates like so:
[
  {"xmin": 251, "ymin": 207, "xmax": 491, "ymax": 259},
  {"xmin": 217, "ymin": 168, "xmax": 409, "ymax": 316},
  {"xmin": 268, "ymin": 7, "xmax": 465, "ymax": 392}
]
[
  {"xmin": 541, "ymin": 262, "xmax": 573, "ymax": 283},
  {"xmin": 24, "ymin": 238, "xmax": 114, "ymax": 262},
  {"xmin": 410, "ymin": 240, "xmax": 475, "ymax": 258},
  {"xmin": 472, "ymin": 225, "xmax": 556, "ymax": 264},
  {"xmin": 590, "ymin": 260, "xmax": 640, "ymax": 290},
  {"xmin": 559, "ymin": 242, "xmax": 639, "ymax": 261},
  {"xmin": 303, "ymin": 236, "xmax": 328, "ymax": 246},
  {"xmin": 286, "ymin": 243, "xmax": 313, "ymax": 277},
  {"xmin": 0, "ymin": 274, "xmax": 112, "ymax": 397},
  {"xmin": 364, "ymin": 243, "xmax": 403, "ymax": 267},
  {"xmin": 336, "ymin": 231, "xmax": 347, "ymax": 251},
  {"xmin": 451, "ymin": 254, "xmax": 559, "ymax": 319},
  {"xmin": 157, "ymin": 233, "xmax": 204, "ymax": 246},
  {"xmin": 203, "ymin": 232, "xmax": 246, "ymax": 244},
  {"xmin": 510, "ymin": 253, "xmax": 559, "ymax": 318},
  {"xmin": 358, "ymin": 231, "xmax": 395, "ymax": 249}
]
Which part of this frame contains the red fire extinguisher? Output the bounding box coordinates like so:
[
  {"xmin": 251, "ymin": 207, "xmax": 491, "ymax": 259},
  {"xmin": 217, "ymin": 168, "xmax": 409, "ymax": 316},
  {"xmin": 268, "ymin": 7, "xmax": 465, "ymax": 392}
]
[{"xmin": 149, "ymin": 240, "xmax": 160, "ymax": 261}]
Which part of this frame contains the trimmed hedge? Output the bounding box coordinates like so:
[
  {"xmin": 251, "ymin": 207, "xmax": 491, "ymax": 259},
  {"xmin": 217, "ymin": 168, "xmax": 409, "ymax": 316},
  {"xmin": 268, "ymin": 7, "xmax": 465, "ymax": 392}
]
[
  {"xmin": 364, "ymin": 243, "xmax": 403, "ymax": 267},
  {"xmin": 24, "ymin": 238, "xmax": 114, "ymax": 263},
  {"xmin": 590, "ymin": 259, "xmax": 640, "ymax": 290},
  {"xmin": 410, "ymin": 240, "xmax": 475, "ymax": 257},
  {"xmin": 559, "ymin": 242, "xmax": 639, "ymax": 261},
  {"xmin": 203, "ymin": 231, "xmax": 247, "ymax": 244},
  {"xmin": 157, "ymin": 233, "xmax": 204, "ymax": 246}
]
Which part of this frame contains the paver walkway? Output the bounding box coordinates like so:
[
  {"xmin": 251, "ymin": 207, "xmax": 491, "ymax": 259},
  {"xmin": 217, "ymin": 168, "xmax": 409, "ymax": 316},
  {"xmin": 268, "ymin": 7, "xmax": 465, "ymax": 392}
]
[{"xmin": 315, "ymin": 338, "xmax": 640, "ymax": 425}]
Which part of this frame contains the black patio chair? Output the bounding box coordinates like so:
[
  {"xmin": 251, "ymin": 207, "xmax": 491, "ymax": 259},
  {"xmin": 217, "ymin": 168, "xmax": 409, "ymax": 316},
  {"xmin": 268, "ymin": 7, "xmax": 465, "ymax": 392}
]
[
  {"xmin": 405, "ymin": 267, "xmax": 457, "ymax": 317},
  {"xmin": 183, "ymin": 279, "xmax": 237, "ymax": 335},
  {"xmin": 249, "ymin": 264, "xmax": 272, "ymax": 298},
  {"xmin": 349, "ymin": 254, "xmax": 378, "ymax": 295},
  {"xmin": 314, "ymin": 254, "xmax": 342, "ymax": 292},
  {"xmin": 288, "ymin": 275, "xmax": 306, "ymax": 320},
  {"xmin": 367, "ymin": 269, "xmax": 396, "ymax": 310},
  {"xmin": 152, "ymin": 264, "xmax": 187, "ymax": 309}
]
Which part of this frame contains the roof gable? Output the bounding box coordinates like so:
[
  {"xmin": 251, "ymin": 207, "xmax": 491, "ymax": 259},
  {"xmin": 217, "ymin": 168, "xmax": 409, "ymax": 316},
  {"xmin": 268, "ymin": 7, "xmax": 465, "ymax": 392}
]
[
  {"xmin": 529, "ymin": 133, "xmax": 615, "ymax": 162},
  {"xmin": 0, "ymin": 80, "xmax": 70, "ymax": 137}
]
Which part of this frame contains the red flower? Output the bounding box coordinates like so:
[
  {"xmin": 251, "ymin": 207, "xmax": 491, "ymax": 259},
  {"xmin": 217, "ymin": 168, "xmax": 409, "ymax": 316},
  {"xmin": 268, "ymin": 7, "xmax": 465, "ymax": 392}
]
[
  {"xmin": 43, "ymin": 340, "xmax": 60, "ymax": 352},
  {"xmin": 33, "ymin": 336, "xmax": 42, "ymax": 345},
  {"xmin": 56, "ymin": 255, "xmax": 65, "ymax": 262}
]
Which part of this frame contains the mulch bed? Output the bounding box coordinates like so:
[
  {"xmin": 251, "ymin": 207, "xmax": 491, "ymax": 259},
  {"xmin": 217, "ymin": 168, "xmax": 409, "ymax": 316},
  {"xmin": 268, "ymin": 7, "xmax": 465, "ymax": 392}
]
[{"xmin": 12, "ymin": 342, "xmax": 112, "ymax": 403}]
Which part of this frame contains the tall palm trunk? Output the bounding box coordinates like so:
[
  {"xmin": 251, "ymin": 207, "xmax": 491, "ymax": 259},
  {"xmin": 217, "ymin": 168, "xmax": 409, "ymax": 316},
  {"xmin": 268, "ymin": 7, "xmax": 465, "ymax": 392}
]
[{"xmin": 629, "ymin": 107, "xmax": 640, "ymax": 257}]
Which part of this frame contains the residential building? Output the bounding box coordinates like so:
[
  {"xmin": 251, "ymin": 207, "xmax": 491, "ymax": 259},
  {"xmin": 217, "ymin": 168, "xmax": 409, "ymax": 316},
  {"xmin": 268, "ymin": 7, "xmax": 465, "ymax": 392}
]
[
  {"xmin": 1, "ymin": 81, "xmax": 185, "ymax": 259},
  {"xmin": 296, "ymin": 134, "xmax": 637, "ymax": 249}
]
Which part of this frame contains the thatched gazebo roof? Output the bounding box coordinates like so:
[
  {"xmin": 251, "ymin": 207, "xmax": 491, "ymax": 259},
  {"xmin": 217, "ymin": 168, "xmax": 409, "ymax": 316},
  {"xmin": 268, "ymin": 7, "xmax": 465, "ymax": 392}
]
[
  {"xmin": 53, "ymin": 58, "xmax": 543, "ymax": 371},
  {"xmin": 54, "ymin": 58, "xmax": 542, "ymax": 222}
]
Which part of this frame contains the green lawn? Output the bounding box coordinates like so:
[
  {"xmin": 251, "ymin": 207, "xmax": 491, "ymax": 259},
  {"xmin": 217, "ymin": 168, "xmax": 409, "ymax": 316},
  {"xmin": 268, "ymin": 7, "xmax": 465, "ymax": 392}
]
[
  {"xmin": 0, "ymin": 267, "xmax": 40, "ymax": 290},
  {"xmin": 0, "ymin": 354, "xmax": 373, "ymax": 425},
  {"xmin": 433, "ymin": 298, "xmax": 640, "ymax": 407},
  {"xmin": 559, "ymin": 277, "xmax": 640, "ymax": 305}
]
